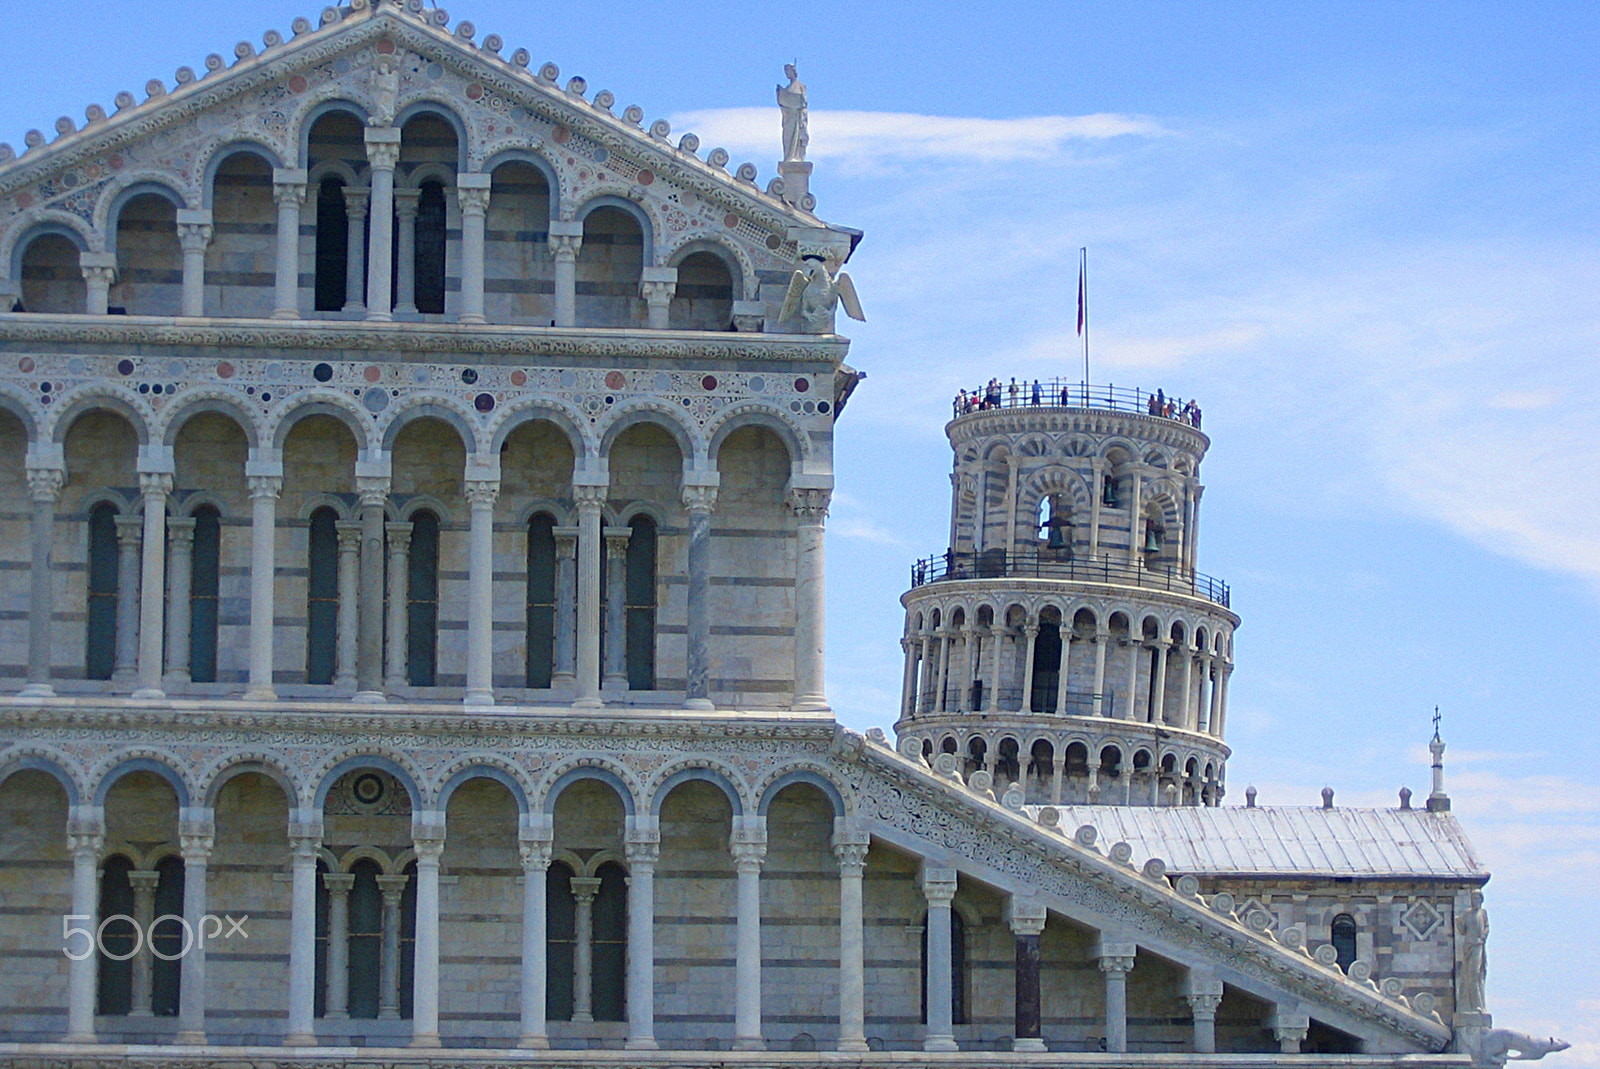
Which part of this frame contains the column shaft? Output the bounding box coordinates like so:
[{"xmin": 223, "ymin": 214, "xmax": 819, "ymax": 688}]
[
  {"xmin": 23, "ymin": 468, "xmax": 63, "ymax": 696},
  {"xmin": 518, "ymin": 840, "xmax": 552, "ymax": 1048},
  {"xmin": 177, "ymin": 216, "xmax": 211, "ymax": 318},
  {"xmin": 164, "ymin": 518, "xmax": 195, "ymax": 686},
  {"xmin": 553, "ymin": 529, "xmax": 578, "ymax": 682},
  {"xmin": 922, "ymin": 870, "xmax": 958, "ymax": 1052},
  {"xmin": 574, "ymin": 487, "xmax": 605, "ymax": 706},
  {"xmin": 833, "ymin": 836, "xmax": 869, "ymax": 1052},
  {"xmin": 285, "ymin": 828, "xmax": 320, "ymax": 1045},
  {"xmin": 1092, "ymin": 632, "xmax": 1108, "ymax": 716},
  {"xmin": 385, "ymin": 522, "xmax": 413, "ymax": 690},
  {"xmin": 550, "ymin": 222, "xmax": 582, "ymax": 327},
  {"xmin": 335, "ymin": 521, "xmax": 361, "ymax": 689},
  {"xmin": 411, "ymin": 837, "xmax": 443, "ymax": 1047},
  {"xmin": 127, "ymin": 871, "xmax": 157, "ymax": 1015},
  {"xmin": 134, "ymin": 473, "xmax": 171, "ymax": 698},
  {"xmin": 1125, "ymin": 641, "xmax": 1142, "ymax": 722},
  {"xmin": 1095, "ymin": 942, "xmax": 1135, "ymax": 1055},
  {"xmin": 731, "ymin": 827, "xmax": 767, "ymax": 1050},
  {"xmin": 176, "ymin": 820, "xmax": 213, "ymax": 1044},
  {"xmin": 933, "ymin": 632, "xmax": 951, "ymax": 712},
  {"xmin": 683, "ymin": 487, "xmax": 716, "ymax": 708},
  {"xmin": 364, "ymin": 128, "xmax": 400, "ymax": 320},
  {"xmin": 1013, "ymin": 932, "xmax": 1043, "ymax": 1050},
  {"xmin": 602, "ymin": 527, "xmax": 630, "ymax": 690},
  {"xmin": 988, "ymin": 626, "xmax": 1004, "ymax": 711},
  {"xmin": 789, "ymin": 487, "xmax": 830, "ymax": 709},
  {"xmin": 624, "ymin": 837, "xmax": 659, "ymax": 1049},
  {"xmin": 465, "ymin": 482, "xmax": 499, "ymax": 705},
  {"xmin": 571, "ymin": 878, "xmax": 599, "ymax": 1022},
  {"xmin": 1151, "ymin": 641, "xmax": 1169, "ymax": 724},
  {"xmin": 1019, "ymin": 626, "xmax": 1038, "ymax": 713},
  {"xmin": 457, "ymin": 176, "xmax": 491, "ymax": 324},
  {"xmin": 393, "ymin": 188, "xmax": 419, "ymax": 315},
  {"xmin": 356, "ymin": 485, "xmax": 388, "ymax": 700},
  {"xmin": 377, "ymin": 877, "xmax": 406, "ymax": 1018},
  {"xmin": 343, "ymin": 190, "xmax": 368, "ymax": 312},
  {"xmin": 1054, "ymin": 635, "xmax": 1072, "ymax": 714},
  {"xmin": 113, "ymin": 516, "xmax": 141, "ymax": 683},
  {"xmin": 271, "ymin": 171, "xmax": 307, "ymax": 319},
  {"xmin": 246, "ymin": 476, "xmax": 280, "ymax": 700},
  {"xmin": 1179, "ymin": 646, "xmax": 1195, "ymax": 729},
  {"xmin": 66, "ymin": 820, "xmax": 103, "ymax": 1043},
  {"xmin": 324, "ymin": 874, "xmax": 353, "ymax": 1019},
  {"xmin": 1088, "ymin": 460, "xmax": 1103, "ymax": 558}
]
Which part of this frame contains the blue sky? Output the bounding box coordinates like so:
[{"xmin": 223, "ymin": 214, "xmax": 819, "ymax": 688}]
[{"xmin": 4, "ymin": 1, "xmax": 1597, "ymax": 1059}]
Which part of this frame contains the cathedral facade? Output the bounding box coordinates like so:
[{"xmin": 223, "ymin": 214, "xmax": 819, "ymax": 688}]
[{"xmin": 0, "ymin": 2, "xmax": 1555, "ymax": 1065}]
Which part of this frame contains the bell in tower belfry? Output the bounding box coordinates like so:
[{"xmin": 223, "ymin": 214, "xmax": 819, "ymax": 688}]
[{"xmin": 900, "ymin": 381, "xmax": 1238, "ymax": 807}]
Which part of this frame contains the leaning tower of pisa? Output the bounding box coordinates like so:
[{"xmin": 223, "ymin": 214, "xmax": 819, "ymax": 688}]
[{"xmin": 896, "ymin": 380, "xmax": 1238, "ymax": 807}]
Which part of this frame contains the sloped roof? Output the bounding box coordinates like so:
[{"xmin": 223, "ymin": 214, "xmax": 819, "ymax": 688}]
[{"xmin": 1043, "ymin": 805, "xmax": 1487, "ymax": 879}]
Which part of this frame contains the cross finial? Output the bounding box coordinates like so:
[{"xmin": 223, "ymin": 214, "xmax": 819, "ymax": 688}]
[{"xmin": 1431, "ymin": 704, "xmax": 1441, "ymax": 741}]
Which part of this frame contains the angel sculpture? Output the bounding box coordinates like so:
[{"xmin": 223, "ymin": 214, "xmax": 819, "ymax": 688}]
[{"xmin": 779, "ymin": 255, "xmax": 865, "ymax": 334}]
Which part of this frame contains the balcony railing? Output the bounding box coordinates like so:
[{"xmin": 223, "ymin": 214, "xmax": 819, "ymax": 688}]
[
  {"xmin": 910, "ymin": 548, "xmax": 1231, "ymax": 608},
  {"xmin": 953, "ymin": 379, "xmax": 1202, "ymax": 428}
]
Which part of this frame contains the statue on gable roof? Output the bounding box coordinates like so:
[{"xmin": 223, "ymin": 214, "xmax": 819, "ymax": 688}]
[
  {"xmin": 777, "ymin": 63, "xmax": 808, "ymax": 163},
  {"xmin": 370, "ymin": 54, "xmax": 401, "ymax": 127}
]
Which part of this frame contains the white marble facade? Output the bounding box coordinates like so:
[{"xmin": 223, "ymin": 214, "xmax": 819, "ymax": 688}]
[{"xmin": 0, "ymin": 2, "xmax": 1524, "ymax": 1066}]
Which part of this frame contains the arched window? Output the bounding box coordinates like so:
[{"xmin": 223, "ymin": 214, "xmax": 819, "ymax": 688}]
[
  {"xmin": 545, "ymin": 861, "xmax": 576, "ymax": 1019},
  {"xmin": 346, "ymin": 859, "xmax": 383, "ymax": 1018},
  {"xmin": 1101, "ymin": 472, "xmax": 1119, "ymax": 507},
  {"xmin": 313, "ymin": 177, "xmax": 350, "ymax": 311},
  {"xmin": 624, "ymin": 516, "xmax": 657, "ymax": 690},
  {"xmin": 96, "ymin": 854, "xmax": 136, "ymax": 1015},
  {"xmin": 920, "ymin": 908, "xmax": 968, "ymax": 1026},
  {"xmin": 1331, "ymin": 913, "xmax": 1358, "ymax": 973},
  {"xmin": 189, "ymin": 506, "xmax": 221, "ymax": 682},
  {"xmin": 1030, "ymin": 617, "xmax": 1062, "ymax": 713},
  {"xmin": 313, "ymin": 860, "xmax": 329, "ymax": 1019},
  {"xmin": 306, "ymin": 507, "xmax": 340, "ymax": 685},
  {"xmin": 86, "ymin": 502, "xmax": 120, "ymax": 680},
  {"xmin": 591, "ymin": 861, "xmax": 628, "ymax": 1021},
  {"xmin": 150, "ymin": 855, "xmax": 185, "ymax": 1017},
  {"xmin": 398, "ymin": 860, "xmax": 417, "ymax": 1018},
  {"xmin": 413, "ymin": 181, "xmax": 447, "ymax": 314},
  {"xmin": 525, "ymin": 514, "xmax": 557, "ymax": 688},
  {"xmin": 406, "ymin": 511, "xmax": 440, "ymax": 686}
]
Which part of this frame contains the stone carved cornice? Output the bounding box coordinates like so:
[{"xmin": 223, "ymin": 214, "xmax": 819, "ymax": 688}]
[{"xmin": 0, "ymin": 315, "xmax": 848, "ymax": 363}]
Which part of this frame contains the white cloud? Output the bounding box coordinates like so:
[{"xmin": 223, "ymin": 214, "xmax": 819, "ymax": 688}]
[{"xmin": 668, "ymin": 107, "xmax": 1168, "ymax": 165}]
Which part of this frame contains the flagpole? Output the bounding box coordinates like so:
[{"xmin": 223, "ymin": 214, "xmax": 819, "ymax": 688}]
[{"xmin": 1080, "ymin": 247, "xmax": 1090, "ymax": 388}]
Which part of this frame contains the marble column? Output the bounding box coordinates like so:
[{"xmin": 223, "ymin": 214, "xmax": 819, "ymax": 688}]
[
  {"xmin": 364, "ymin": 128, "xmax": 401, "ymax": 321},
  {"xmin": 271, "ymin": 169, "xmax": 307, "ymax": 320},
  {"xmin": 602, "ymin": 526, "xmax": 631, "ymax": 691},
  {"xmin": 1092, "ymin": 629, "xmax": 1109, "ymax": 716},
  {"xmin": 1050, "ymin": 752, "xmax": 1065, "ymax": 805},
  {"xmin": 1197, "ymin": 654, "xmax": 1214, "ymax": 733},
  {"xmin": 1178, "ymin": 643, "xmax": 1195, "ymax": 729},
  {"xmin": 921, "ymin": 867, "xmax": 959, "ymax": 1052},
  {"xmin": 1088, "ymin": 458, "xmax": 1104, "ymax": 558},
  {"xmin": 342, "ymin": 188, "xmax": 369, "ymax": 313},
  {"xmin": 960, "ymin": 627, "xmax": 980, "ymax": 712},
  {"xmin": 1124, "ymin": 640, "xmax": 1143, "ymax": 722},
  {"xmin": 176, "ymin": 210, "xmax": 212, "ymax": 318},
  {"xmin": 133, "ymin": 471, "xmax": 172, "ymax": 699},
  {"xmin": 573, "ymin": 484, "xmax": 606, "ymax": 706},
  {"xmin": 518, "ymin": 834, "xmax": 553, "ymax": 1048},
  {"xmin": 900, "ymin": 637, "xmax": 918, "ymax": 719},
  {"xmin": 376, "ymin": 874, "xmax": 408, "ymax": 1019},
  {"xmin": 410, "ymin": 825, "xmax": 444, "ymax": 1047},
  {"xmin": 392, "ymin": 187, "xmax": 420, "ymax": 315},
  {"xmin": 682, "ymin": 482, "xmax": 717, "ymax": 709},
  {"xmin": 112, "ymin": 515, "xmax": 142, "ymax": 684},
  {"xmin": 623, "ymin": 828, "xmax": 660, "ymax": 1050},
  {"xmin": 1187, "ymin": 482, "xmax": 1204, "ymax": 572},
  {"xmin": 456, "ymin": 174, "xmax": 491, "ymax": 324},
  {"xmin": 334, "ymin": 520, "xmax": 362, "ymax": 690},
  {"xmin": 22, "ymin": 465, "xmax": 64, "ymax": 697},
  {"xmin": 323, "ymin": 872, "xmax": 354, "ymax": 1019},
  {"xmin": 640, "ymin": 266, "xmax": 677, "ymax": 329},
  {"xmin": 917, "ymin": 633, "xmax": 935, "ymax": 712},
  {"xmin": 1128, "ymin": 470, "xmax": 1143, "ymax": 566},
  {"xmin": 1009, "ymin": 898, "xmax": 1047, "ymax": 1052},
  {"xmin": 163, "ymin": 517, "xmax": 195, "ymax": 687},
  {"xmin": 731, "ymin": 818, "xmax": 767, "ymax": 1050},
  {"xmin": 552, "ymin": 527, "xmax": 578, "ymax": 684},
  {"xmin": 987, "ymin": 624, "xmax": 1005, "ymax": 711},
  {"xmin": 1054, "ymin": 634, "xmax": 1073, "ymax": 715},
  {"xmin": 245, "ymin": 473, "xmax": 281, "ymax": 701},
  {"xmin": 1094, "ymin": 936, "xmax": 1136, "ymax": 1054},
  {"xmin": 1270, "ymin": 1005, "xmax": 1310, "ymax": 1054},
  {"xmin": 570, "ymin": 875, "xmax": 601, "ymax": 1023},
  {"xmin": 355, "ymin": 479, "xmax": 388, "ymax": 701},
  {"xmin": 833, "ymin": 829, "xmax": 870, "ymax": 1052},
  {"xmin": 932, "ymin": 630, "xmax": 951, "ymax": 713},
  {"xmin": 1182, "ymin": 968, "xmax": 1224, "ymax": 1054},
  {"xmin": 384, "ymin": 522, "xmax": 413, "ymax": 691},
  {"xmin": 465, "ymin": 480, "xmax": 499, "ymax": 706},
  {"xmin": 1018, "ymin": 624, "xmax": 1038, "ymax": 713},
  {"xmin": 549, "ymin": 220, "xmax": 583, "ymax": 327},
  {"xmin": 128, "ymin": 869, "xmax": 160, "ymax": 1016},
  {"xmin": 176, "ymin": 812, "xmax": 213, "ymax": 1044},
  {"xmin": 65, "ymin": 809, "xmax": 104, "ymax": 1043},
  {"xmin": 1215, "ymin": 662, "xmax": 1232, "ymax": 737},
  {"xmin": 1150, "ymin": 640, "xmax": 1169, "ymax": 725},
  {"xmin": 81, "ymin": 252, "xmax": 116, "ymax": 315},
  {"xmin": 284, "ymin": 816, "xmax": 322, "ymax": 1045},
  {"xmin": 788, "ymin": 486, "xmax": 830, "ymax": 710}
]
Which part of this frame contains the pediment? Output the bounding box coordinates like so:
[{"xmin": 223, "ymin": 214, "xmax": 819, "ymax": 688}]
[{"xmin": 0, "ymin": 0, "xmax": 830, "ymax": 280}]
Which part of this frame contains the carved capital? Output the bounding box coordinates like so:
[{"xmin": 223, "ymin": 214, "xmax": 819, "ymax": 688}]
[
  {"xmin": 335, "ymin": 519, "xmax": 363, "ymax": 551},
  {"xmin": 272, "ymin": 179, "xmax": 308, "ymax": 209},
  {"xmin": 457, "ymin": 185, "xmax": 491, "ymax": 215},
  {"xmin": 604, "ymin": 526, "xmax": 632, "ymax": 558},
  {"xmin": 393, "ymin": 186, "xmax": 421, "ymax": 219},
  {"xmin": 519, "ymin": 837, "xmax": 554, "ymax": 870},
  {"xmin": 322, "ymin": 872, "xmax": 355, "ymax": 895},
  {"xmin": 247, "ymin": 475, "xmax": 282, "ymax": 500},
  {"xmin": 356, "ymin": 476, "xmax": 390, "ymax": 508},
  {"xmin": 376, "ymin": 873, "xmax": 409, "ymax": 901},
  {"xmin": 179, "ymin": 819, "xmax": 215, "ymax": 861},
  {"xmin": 365, "ymin": 140, "xmax": 402, "ymax": 171},
  {"xmin": 343, "ymin": 187, "xmax": 370, "ymax": 218},
  {"xmin": 385, "ymin": 521, "xmax": 413, "ymax": 552},
  {"xmin": 573, "ymin": 483, "xmax": 608, "ymax": 514},
  {"xmin": 550, "ymin": 233, "xmax": 583, "ymax": 262},
  {"xmin": 624, "ymin": 828, "xmax": 661, "ymax": 867},
  {"xmin": 569, "ymin": 875, "xmax": 602, "ymax": 902},
  {"xmin": 26, "ymin": 466, "xmax": 64, "ymax": 503},
  {"xmin": 786, "ymin": 486, "xmax": 831, "ymax": 522},
  {"xmin": 833, "ymin": 840, "xmax": 869, "ymax": 875},
  {"xmin": 681, "ymin": 484, "xmax": 718, "ymax": 514},
  {"xmin": 640, "ymin": 280, "xmax": 676, "ymax": 304},
  {"xmin": 177, "ymin": 222, "xmax": 214, "ymax": 253},
  {"xmin": 1097, "ymin": 955, "xmax": 1136, "ymax": 976},
  {"xmin": 138, "ymin": 470, "xmax": 173, "ymax": 499},
  {"xmin": 167, "ymin": 516, "xmax": 196, "ymax": 547},
  {"xmin": 1185, "ymin": 993, "xmax": 1223, "ymax": 1018},
  {"xmin": 67, "ymin": 830, "xmax": 104, "ymax": 857},
  {"xmin": 81, "ymin": 264, "xmax": 117, "ymax": 287},
  {"xmin": 114, "ymin": 515, "xmax": 143, "ymax": 548},
  {"xmin": 729, "ymin": 829, "xmax": 768, "ymax": 871},
  {"xmin": 412, "ymin": 836, "xmax": 446, "ymax": 863},
  {"xmin": 465, "ymin": 479, "xmax": 500, "ymax": 509}
]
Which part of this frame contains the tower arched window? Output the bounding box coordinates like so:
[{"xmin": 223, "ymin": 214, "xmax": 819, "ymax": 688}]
[
  {"xmin": 85, "ymin": 502, "xmax": 120, "ymax": 680},
  {"xmin": 306, "ymin": 507, "xmax": 340, "ymax": 685},
  {"xmin": 406, "ymin": 510, "xmax": 440, "ymax": 686},
  {"xmin": 188, "ymin": 505, "xmax": 221, "ymax": 683},
  {"xmin": 625, "ymin": 516, "xmax": 657, "ymax": 690},
  {"xmin": 920, "ymin": 908, "xmax": 968, "ymax": 1026},
  {"xmin": 313, "ymin": 177, "xmax": 350, "ymax": 311},
  {"xmin": 525, "ymin": 513, "xmax": 557, "ymax": 688},
  {"xmin": 413, "ymin": 180, "xmax": 447, "ymax": 314},
  {"xmin": 1331, "ymin": 913, "xmax": 1358, "ymax": 973}
]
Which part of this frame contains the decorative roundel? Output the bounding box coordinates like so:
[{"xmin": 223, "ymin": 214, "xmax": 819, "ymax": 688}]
[
  {"xmin": 510, "ymin": 370, "xmax": 527, "ymax": 387},
  {"xmin": 636, "ymin": 169, "xmax": 654, "ymax": 186},
  {"xmin": 817, "ymin": 401, "xmax": 830, "ymax": 414},
  {"xmin": 553, "ymin": 126, "xmax": 571, "ymax": 145},
  {"xmin": 461, "ymin": 368, "xmax": 479, "ymax": 385},
  {"xmin": 363, "ymin": 389, "xmax": 388, "ymax": 414},
  {"xmin": 765, "ymin": 234, "xmax": 782, "ymax": 250},
  {"xmin": 117, "ymin": 359, "xmax": 135, "ymax": 376},
  {"xmin": 605, "ymin": 371, "xmax": 625, "ymax": 390},
  {"xmin": 793, "ymin": 377, "xmax": 809, "ymax": 392},
  {"xmin": 723, "ymin": 213, "xmax": 739, "ymax": 229},
  {"xmin": 474, "ymin": 393, "xmax": 495, "ymax": 413},
  {"xmin": 288, "ymin": 75, "xmax": 308, "ymax": 94},
  {"xmin": 362, "ymin": 366, "xmax": 382, "ymax": 382},
  {"xmin": 312, "ymin": 363, "xmax": 334, "ymax": 383},
  {"xmin": 701, "ymin": 375, "xmax": 717, "ymax": 391},
  {"xmin": 18, "ymin": 358, "xmax": 33, "ymax": 373},
  {"xmin": 466, "ymin": 84, "xmax": 485, "ymax": 102},
  {"xmin": 352, "ymin": 772, "xmax": 385, "ymax": 806}
]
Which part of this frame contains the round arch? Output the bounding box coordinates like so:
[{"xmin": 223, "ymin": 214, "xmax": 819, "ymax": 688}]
[
  {"xmin": 0, "ymin": 384, "xmax": 40, "ymax": 443},
  {"xmin": 706, "ymin": 403, "xmax": 807, "ymax": 471},
  {"xmin": 93, "ymin": 755, "xmax": 190, "ymax": 807},
  {"xmin": 574, "ymin": 195, "xmax": 656, "ymax": 266},
  {"xmin": 756, "ymin": 767, "xmax": 847, "ymax": 819},
  {"xmin": 202, "ymin": 140, "xmax": 284, "ymax": 207},
  {"xmin": 160, "ymin": 390, "xmax": 262, "ymax": 450},
  {"xmin": 307, "ymin": 159, "xmax": 363, "ymax": 189},
  {"xmin": 98, "ymin": 179, "xmax": 188, "ymax": 253},
  {"xmin": 312, "ymin": 753, "xmax": 424, "ymax": 811},
  {"xmin": 598, "ymin": 400, "xmax": 699, "ymax": 464},
  {"xmin": 396, "ymin": 100, "xmax": 471, "ymax": 170},
  {"xmin": 49, "ymin": 385, "xmax": 151, "ymax": 445},
  {"xmin": 293, "ymin": 100, "xmax": 371, "ymax": 169},
  {"xmin": 201, "ymin": 756, "xmax": 299, "ymax": 809},
  {"xmin": 486, "ymin": 399, "xmax": 593, "ymax": 459},
  {"xmin": 649, "ymin": 766, "xmax": 745, "ymax": 818},
  {"xmin": 483, "ymin": 148, "xmax": 562, "ymax": 217},
  {"xmin": 543, "ymin": 764, "xmax": 637, "ymax": 817},
  {"xmin": 0, "ymin": 749, "xmax": 82, "ymax": 805},
  {"xmin": 437, "ymin": 762, "xmax": 531, "ymax": 815},
  {"xmin": 665, "ymin": 237, "xmax": 749, "ymax": 301},
  {"xmin": 269, "ymin": 394, "xmax": 373, "ymax": 452},
  {"xmin": 379, "ymin": 397, "xmax": 479, "ymax": 454},
  {"xmin": 4, "ymin": 214, "xmax": 94, "ymax": 289}
]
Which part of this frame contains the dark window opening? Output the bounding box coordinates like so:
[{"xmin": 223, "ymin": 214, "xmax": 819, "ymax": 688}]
[
  {"xmin": 86, "ymin": 503, "xmax": 120, "ymax": 680},
  {"xmin": 919, "ymin": 908, "xmax": 967, "ymax": 1026},
  {"xmin": 406, "ymin": 511, "xmax": 440, "ymax": 686},
  {"xmin": 545, "ymin": 861, "xmax": 576, "ymax": 1020},
  {"xmin": 314, "ymin": 177, "xmax": 350, "ymax": 311},
  {"xmin": 1331, "ymin": 913, "xmax": 1358, "ymax": 973},
  {"xmin": 525, "ymin": 514, "xmax": 556, "ymax": 688},
  {"xmin": 625, "ymin": 516, "xmax": 657, "ymax": 690},
  {"xmin": 96, "ymin": 855, "xmax": 135, "ymax": 1015},
  {"xmin": 149, "ymin": 856, "xmax": 185, "ymax": 1017},
  {"xmin": 398, "ymin": 861, "xmax": 417, "ymax": 1018},
  {"xmin": 313, "ymin": 860, "xmax": 329, "ymax": 1018},
  {"xmin": 346, "ymin": 860, "xmax": 382, "ymax": 1019},
  {"xmin": 591, "ymin": 861, "xmax": 628, "ymax": 1021},
  {"xmin": 306, "ymin": 507, "xmax": 339, "ymax": 684},
  {"xmin": 1030, "ymin": 622, "xmax": 1061, "ymax": 713},
  {"xmin": 413, "ymin": 181, "xmax": 447, "ymax": 314},
  {"xmin": 189, "ymin": 506, "xmax": 221, "ymax": 682}
]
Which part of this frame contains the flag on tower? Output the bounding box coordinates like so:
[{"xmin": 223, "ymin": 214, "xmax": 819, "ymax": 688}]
[{"xmin": 1077, "ymin": 254, "xmax": 1086, "ymax": 336}]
